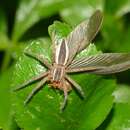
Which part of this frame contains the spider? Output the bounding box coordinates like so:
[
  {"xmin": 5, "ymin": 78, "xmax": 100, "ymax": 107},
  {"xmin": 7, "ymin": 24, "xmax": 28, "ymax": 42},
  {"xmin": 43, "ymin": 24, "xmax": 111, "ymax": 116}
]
[{"xmin": 14, "ymin": 10, "xmax": 130, "ymax": 111}]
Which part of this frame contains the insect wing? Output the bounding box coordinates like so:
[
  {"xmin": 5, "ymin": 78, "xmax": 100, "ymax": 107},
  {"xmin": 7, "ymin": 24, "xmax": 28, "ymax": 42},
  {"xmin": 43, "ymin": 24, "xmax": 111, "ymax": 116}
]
[
  {"xmin": 50, "ymin": 31, "xmax": 58, "ymax": 62},
  {"xmin": 66, "ymin": 10, "xmax": 103, "ymax": 65},
  {"xmin": 78, "ymin": 10, "xmax": 103, "ymax": 52},
  {"xmin": 67, "ymin": 53, "xmax": 130, "ymax": 74},
  {"xmin": 55, "ymin": 39, "xmax": 69, "ymax": 65}
]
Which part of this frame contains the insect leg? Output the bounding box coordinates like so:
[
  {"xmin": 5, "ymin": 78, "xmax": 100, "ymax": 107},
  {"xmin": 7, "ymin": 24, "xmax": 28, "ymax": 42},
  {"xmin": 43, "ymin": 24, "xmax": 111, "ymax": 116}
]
[
  {"xmin": 24, "ymin": 51, "xmax": 52, "ymax": 68},
  {"xmin": 60, "ymin": 88, "xmax": 68, "ymax": 112},
  {"xmin": 14, "ymin": 72, "xmax": 48, "ymax": 91},
  {"xmin": 24, "ymin": 77, "xmax": 48, "ymax": 105},
  {"xmin": 65, "ymin": 74, "xmax": 85, "ymax": 98}
]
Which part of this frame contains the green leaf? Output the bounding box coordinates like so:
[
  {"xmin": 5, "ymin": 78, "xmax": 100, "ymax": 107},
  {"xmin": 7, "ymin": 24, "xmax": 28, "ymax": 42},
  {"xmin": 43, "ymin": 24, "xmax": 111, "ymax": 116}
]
[
  {"xmin": 100, "ymin": 14, "xmax": 130, "ymax": 52},
  {"xmin": 12, "ymin": 0, "xmax": 76, "ymax": 42},
  {"xmin": 48, "ymin": 21, "xmax": 71, "ymax": 40},
  {"xmin": 11, "ymin": 22, "xmax": 116, "ymax": 130},
  {"xmin": 0, "ymin": 69, "xmax": 11, "ymax": 129},
  {"xmin": 107, "ymin": 103, "xmax": 130, "ymax": 130},
  {"xmin": 116, "ymin": 1, "xmax": 130, "ymax": 17},
  {"xmin": 98, "ymin": 1, "xmax": 130, "ymax": 52},
  {"xmin": 105, "ymin": 0, "xmax": 130, "ymax": 17},
  {"xmin": 60, "ymin": 0, "xmax": 104, "ymax": 26},
  {"xmin": 97, "ymin": 85, "xmax": 130, "ymax": 130},
  {"xmin": 0, "ymin": 68, "xmax": 18, "ymax": 130},
  {"xmin": 113, "ymin": 85, "xmax": 130, "ymax": 103}
]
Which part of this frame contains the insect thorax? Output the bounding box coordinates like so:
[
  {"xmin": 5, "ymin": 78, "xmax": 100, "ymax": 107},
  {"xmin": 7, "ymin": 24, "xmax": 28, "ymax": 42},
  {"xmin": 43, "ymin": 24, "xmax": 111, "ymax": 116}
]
[{"xmin": 50, "ymin": 63, "xmax": 65, "ymax": 82}]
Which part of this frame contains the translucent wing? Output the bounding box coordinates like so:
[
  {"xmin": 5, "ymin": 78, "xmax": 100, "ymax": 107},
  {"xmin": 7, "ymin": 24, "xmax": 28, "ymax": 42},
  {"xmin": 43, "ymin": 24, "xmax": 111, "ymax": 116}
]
[
  {"xmin": 67, "ymin": 53, "xmax": 130, "ymax": 74},
  {"xmin": 51, "ymin": 31, "xmax": 58, "ymax": 63},
  {"xmin": 66, "ymin": 10, "xmax": 103, "ymax": 65},
  {"xmin": 51, "ymin": 31, "xmax": 69, "ymax": 64},
  {"xmin": 55, "ymin": 39, "xmax": 69, "ymax": 65}
]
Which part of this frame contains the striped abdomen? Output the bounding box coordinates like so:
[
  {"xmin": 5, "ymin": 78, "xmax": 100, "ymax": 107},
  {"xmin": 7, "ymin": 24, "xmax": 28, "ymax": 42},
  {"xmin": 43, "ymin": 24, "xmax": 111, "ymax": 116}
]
[{"xmin": 51, "ymin": 65, "xmax": 65, "ymax": 82}]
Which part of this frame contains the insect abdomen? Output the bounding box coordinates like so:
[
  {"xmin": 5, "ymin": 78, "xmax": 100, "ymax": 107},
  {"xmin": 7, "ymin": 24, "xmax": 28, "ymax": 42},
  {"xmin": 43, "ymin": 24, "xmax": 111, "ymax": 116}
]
[{"xmin": 52, "ymin": 67, "xmax": 64, "ymax": 82}]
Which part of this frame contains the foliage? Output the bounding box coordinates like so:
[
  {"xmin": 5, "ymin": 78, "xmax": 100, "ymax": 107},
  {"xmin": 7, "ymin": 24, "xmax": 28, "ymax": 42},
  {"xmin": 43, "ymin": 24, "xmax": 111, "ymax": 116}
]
[{"xmin": 0, "ymin": 0, "xmax": 130, "ymax": 130}]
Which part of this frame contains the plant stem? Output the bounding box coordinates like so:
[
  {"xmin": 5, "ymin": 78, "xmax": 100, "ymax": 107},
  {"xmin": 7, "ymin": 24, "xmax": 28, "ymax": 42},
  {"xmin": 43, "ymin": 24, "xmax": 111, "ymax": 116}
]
[{"xmin": 1, "ymin": 50, "xmax": 11, "ymax": 72}]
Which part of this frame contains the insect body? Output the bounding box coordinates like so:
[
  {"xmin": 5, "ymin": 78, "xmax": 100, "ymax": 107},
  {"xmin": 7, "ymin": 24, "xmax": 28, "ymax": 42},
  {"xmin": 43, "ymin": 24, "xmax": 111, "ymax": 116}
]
[
  {"xmin": 50, "ymin": 39, "xmax": 68, "ymax": 83},
  {"xmin": 14, "ymin": 10, "xmax": 130, "ymax": 111}
]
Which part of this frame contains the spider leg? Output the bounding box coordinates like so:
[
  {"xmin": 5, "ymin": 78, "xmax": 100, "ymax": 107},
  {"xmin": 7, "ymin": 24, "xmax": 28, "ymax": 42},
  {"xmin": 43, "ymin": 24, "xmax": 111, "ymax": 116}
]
[
  {"xmin": 24, "ymin": 51, "xmax": 52, "ymax": 68},
  {"xmin": 65, "ymin": 74, "xmax": 85, "ymax": 98},
  {"xmin": 14, "ymin": 72, "xmax": 48, "ymax": 91},
  {"xmin": 60, "ymin": 88, "xmax": 68, "ymax": 112},
  {"xmin": 24, "ymin": 77, "xmax": 48, "ymax": 105}
]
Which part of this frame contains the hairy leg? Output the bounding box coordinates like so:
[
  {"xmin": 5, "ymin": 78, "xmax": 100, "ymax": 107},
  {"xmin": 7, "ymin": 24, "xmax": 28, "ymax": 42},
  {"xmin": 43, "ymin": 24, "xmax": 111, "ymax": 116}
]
[
  {"xmin": 14, "ymin": 71, "xmax": 48, "ymax": 91},
  {"xmin": 65, "ymin": 74, "xmax": 85, "ymax": 98},
  {"xmin": 24, "ymin": 51, "xmax": 52, "ymax": 68},
  {"xmin": 60, "ymin": 85, "xmax": 68, "ymax": 112},
  {"xmin": 24, "ymin": 77, "xmax": 48, "ymax": 105}
]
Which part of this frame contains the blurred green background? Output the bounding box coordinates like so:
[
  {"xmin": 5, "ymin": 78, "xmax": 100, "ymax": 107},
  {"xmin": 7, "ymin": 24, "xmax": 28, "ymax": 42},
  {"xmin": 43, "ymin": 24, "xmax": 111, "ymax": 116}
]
[{"xmin": 0, "ymin": 0, "xmax": 130, "ymax": 130}]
